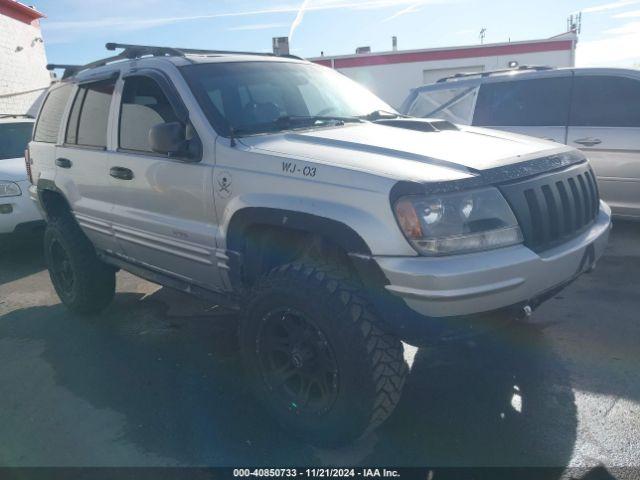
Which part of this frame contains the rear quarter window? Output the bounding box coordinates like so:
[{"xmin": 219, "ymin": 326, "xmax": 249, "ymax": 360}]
[
  {"xmin": 33, "ymin": 84, "xmax": 73, "ymax": 143},
  {"xmin": 473, "ymin": 77, "xmax": 571, "ymax": 127}
]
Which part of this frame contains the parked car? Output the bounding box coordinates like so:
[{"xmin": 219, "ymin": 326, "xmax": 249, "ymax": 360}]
[
  {"xmin": 29, "ymin": 43, "xmax": 610, "ymax": 445},
  {"xmin": 400, "ymin": 67, "xmax": 640, "ymax": 221},
  {"xmin": 0, "ymin": 116, "xmax": 43, "ymax": 241}
]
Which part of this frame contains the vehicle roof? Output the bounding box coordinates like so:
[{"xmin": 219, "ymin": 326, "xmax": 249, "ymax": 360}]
[{"xmin": 412, "ymin": 66, "xmax": 640, "ymax": 92}]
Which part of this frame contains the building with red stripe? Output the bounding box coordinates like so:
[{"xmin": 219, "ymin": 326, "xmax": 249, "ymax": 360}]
[
  {"xmin": 0, "ymin": 0, "xmax": 50, "ymax": 116},
  {"xmin": 309, "ymin": 32, "xmax": 577, "ymax": 108}
]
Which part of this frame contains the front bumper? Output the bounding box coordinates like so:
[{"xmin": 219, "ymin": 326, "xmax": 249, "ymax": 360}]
[
  {"xmin": 375, "ymin": 201, "xmax": 612, "ymax": 319},
  {"xmin": 0, "ymin": 180, "xmax": 44, "ymax": 236}
]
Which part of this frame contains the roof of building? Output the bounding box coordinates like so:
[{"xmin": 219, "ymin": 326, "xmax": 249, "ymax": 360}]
[
  {"xmin": 310, "ymin": 32, "xmax": 577, "ymax": 69},
  {"xmin": 0, "ymin": 0, "xmax": 44, "ymax": 25}
]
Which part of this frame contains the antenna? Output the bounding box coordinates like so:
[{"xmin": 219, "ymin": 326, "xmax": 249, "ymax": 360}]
[
  {"xmin": 479, "ymin": 28, "xmax": 487, "ymax": 45},
  {"xmin": 567, "ymin": 13, "xmax": 582, "ymax": 34}
]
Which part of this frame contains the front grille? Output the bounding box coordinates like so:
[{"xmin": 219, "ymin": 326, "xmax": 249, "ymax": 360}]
[{"xmin": 499, "ymin": 162, "xmax": 600, "ymax": 252}]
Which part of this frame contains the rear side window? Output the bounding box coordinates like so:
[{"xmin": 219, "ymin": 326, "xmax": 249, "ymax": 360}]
[
  {"xmin": 33, "ymin": 84, "xmax": 73, "ymax": 143},
  {"xmin": 570, "ymin": 75, "xmax": 640, "ymax": 127},
  {"xmin": 66, "ymin": 79, "xmax": 116, "ymax": 148},
  {"xmin": 473, "ymin": 77, "xmax": 571, "ymax": 127},
  {"xmin": 119, "ymin": 76, "xmax": 180, "ymax": 152}
]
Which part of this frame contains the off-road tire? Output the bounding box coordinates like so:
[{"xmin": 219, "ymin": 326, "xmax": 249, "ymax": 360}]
[
  {"xmin": 44, "ymin": 214, "xmax": 116, "ymax": 315},
  {"xmin": 239, "ymin": 261, "xmax": 408, "ymax": 446}
]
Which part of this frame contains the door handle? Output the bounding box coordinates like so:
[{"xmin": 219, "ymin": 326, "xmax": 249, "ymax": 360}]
[
  {"xmin": 110, "ymin": 166, "xmax": 134, "ymax": 180},
  {"xmin": 55, "ymin": 157, "xmax": 72, "ymax": 168},
  {"xmin": 574, "ymin": 137, "xmax": 602, "ymax": 147}
]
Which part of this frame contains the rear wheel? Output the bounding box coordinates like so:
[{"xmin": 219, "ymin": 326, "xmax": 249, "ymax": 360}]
[
  {"xmin": 240, "ymin": 262, "xmax": 408, "ymax": 446},
  {"xmin": 44, "ymin": 214, "xmax": 116, "ymax": 314}
]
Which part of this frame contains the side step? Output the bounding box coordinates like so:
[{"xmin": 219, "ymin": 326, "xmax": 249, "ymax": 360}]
[{"xmin": 99, "ymin": 251, "xmax": 240, "ymax": 311}]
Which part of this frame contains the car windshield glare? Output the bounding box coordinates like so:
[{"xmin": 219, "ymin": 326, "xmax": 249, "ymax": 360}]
[
  {"xmin": 0, "ymin": 122, "xmax": 33, "ymax": 160},
  {"xmin": 181, "ymin": 61, "xmax": 396, "ymax": 136}
]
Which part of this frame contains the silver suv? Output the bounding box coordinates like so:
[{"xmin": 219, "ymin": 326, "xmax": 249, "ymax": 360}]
[
  {"xmin": 28, "ymin": 43, "xmax": 611, "ymax": 445},
  {"xmin": 401, "ymin": 66, "xmax": 640, "ymax": 220}
]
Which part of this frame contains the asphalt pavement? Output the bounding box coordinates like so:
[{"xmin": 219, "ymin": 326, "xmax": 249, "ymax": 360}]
[{"xmin": 0, "ymin": 221, "xmax": 638, "ymax": 475}]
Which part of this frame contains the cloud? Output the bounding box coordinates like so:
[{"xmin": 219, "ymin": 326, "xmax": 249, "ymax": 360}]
[
  {"xmin": 577, "ymin": 20, "xmax": 640, "ymax": 66},
  {"xmin": 381, "ymin": 2, "xmax": 423, "ymax": 22},
  {"xmin": 44, "ymin": 0, "xmax": 459, "ymax": 33},
  {"xmin": 228, "ymin": 22, "xmax": 289, "ymax": 31},
  {"xmin": 613, "ymin": 8, "xmax": 640, "ymax": 16},
  {"xmin": 603, "ymin": 20, "xmax": 640, "ymax": 33},
  {"xmin": 289, "ymin": 0, "xmax": 312, "ymax": 41},
  {"xmin": 579, "ymin": 0, "xmax": 640, "ymax": 13}
]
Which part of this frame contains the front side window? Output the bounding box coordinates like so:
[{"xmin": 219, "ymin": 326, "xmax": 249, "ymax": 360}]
[
  {"xmin": 0, "ymin": 122, "xmax": 34, "ymax": 160},
  {"xmin": 181, "ymin": 61, "xmax": 394, "ymax": 135},
  {"xmin": 33, "ymin": 84, "xmax": 73, "ymax": 143},
  {"xmin": 119, "ymin": 76, "xmax": 180, "ymax": 152},
  {"xmin": 473, "ymin": 77, "xmax": 572, "ymax": 127},
  {"xmin": 407, "ymin": 86, "xmax": 478, "ymax": 124},
  {"xmin": 66, "ymin": 79, "xmax": 115, "ymax": 148},
  {"xmin": 571, "ymin": 76, "xmax": 640, "ymax": 127}
]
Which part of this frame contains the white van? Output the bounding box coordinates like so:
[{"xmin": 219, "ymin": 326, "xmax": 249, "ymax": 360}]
[{"xmin": 401, "ymin": 67, "xmax": 640, "ymax": 220}]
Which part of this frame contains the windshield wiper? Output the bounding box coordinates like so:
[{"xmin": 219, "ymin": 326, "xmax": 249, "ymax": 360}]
[
  {"xmin": 359, "ymin": 110, "xmax": 407, "ymax": 121},
  {"xmin": 231, "ymin": 115, "xmax": 362, "ymax": 137},
  {"xmin": 275, "ymin": 115, "xmax": 362, "ymax": 126}
]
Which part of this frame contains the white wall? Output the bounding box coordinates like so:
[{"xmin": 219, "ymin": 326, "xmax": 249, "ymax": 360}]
[
  {"xmin": 337, "ymin": 49, "xmax": 574, "ymax": 109},
  {"xmin": 0, "ymin": 14, "xmax": 50, "ymax": 116}
]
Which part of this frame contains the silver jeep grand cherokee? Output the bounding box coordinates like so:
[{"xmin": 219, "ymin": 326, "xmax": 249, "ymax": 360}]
[{"xmin": 28, "ymin": 43, "xmax": 611, "ymax": 445}]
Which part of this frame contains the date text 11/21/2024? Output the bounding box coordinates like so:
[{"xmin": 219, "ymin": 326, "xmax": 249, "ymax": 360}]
[{"xmin": 233, "ymin": 469, "xmax": 401, "ymax": 477}]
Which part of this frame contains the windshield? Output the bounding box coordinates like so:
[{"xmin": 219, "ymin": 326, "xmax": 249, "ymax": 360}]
[
  {"xmin": 0, "ymin": 122, "xmax": 33, "ymax": 160},
  {"xmin": 181, "ymin": 61, "xmax": 396, "ymax": 136}
]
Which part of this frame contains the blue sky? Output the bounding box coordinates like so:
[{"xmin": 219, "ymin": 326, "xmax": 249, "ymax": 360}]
[{"xmin": 34, "ymin": 0, "xmax": 640, "ymax": 68}]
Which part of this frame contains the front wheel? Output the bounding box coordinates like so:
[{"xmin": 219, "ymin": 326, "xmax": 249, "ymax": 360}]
[{"xmin": 239, "ymin": 262, "xmax": 408, "ymax": 446}]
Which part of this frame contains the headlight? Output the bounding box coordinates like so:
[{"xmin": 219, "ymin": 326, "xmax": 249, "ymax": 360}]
[
  {"xmin": 0, "ymin": 181, "xmax": 21, "ymax": 197},
  {"xmin": 393, "ymin": 187, "xmax": 523, "ymax": 255}
]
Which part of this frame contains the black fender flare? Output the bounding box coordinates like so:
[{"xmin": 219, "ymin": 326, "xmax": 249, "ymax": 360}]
[
  {"xmin": 36, "ymin": 179, "xmax": 71, "ymax": 220},
  {"xmin": 225, "ymin": 207, "xmax": 385, "ymax": 289}
]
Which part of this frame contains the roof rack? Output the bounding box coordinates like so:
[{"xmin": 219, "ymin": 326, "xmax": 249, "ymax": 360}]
[
  {"xmin": 436, "ymin": 65, "xmax": 554, "ymax": 83},
  {"xmin": 47, "ymin": 42, "xmax": 303, "ymax": 79}
]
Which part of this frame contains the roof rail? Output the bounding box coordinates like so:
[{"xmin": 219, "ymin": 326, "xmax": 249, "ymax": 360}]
[
  {"xmin": 47, "ymin": 43, "xmax": 304, "ymax": 79},
  {"xmin": 46, "ymin": 63, "xmax": 84, "ymax": 79},
  {"xmin": 106, "ymin": 42, "xmax": 280, "ymax": 58},
  {"xmin": 436, "ymin": 65, "xmax": 554, "ymax": 83}
]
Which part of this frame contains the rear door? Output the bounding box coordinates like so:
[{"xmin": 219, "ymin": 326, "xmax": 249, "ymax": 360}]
[
  {"xmin": 472, "ymin": 72, "xmax": 572, "ymax": 144},
  {"xmin": 567, "ymin": 72, "xmax": 640, "ymax": 218},
  {"xmin": 55, "ymin": 76, "xmax": 119, "ymax": 252},
  {"xmin": 108, "ymin": 72, "xmax": 220, "ymax": 288},
  {"xmin": 29, "ymin": 84, "xmax": 74, "ymax": 199}
]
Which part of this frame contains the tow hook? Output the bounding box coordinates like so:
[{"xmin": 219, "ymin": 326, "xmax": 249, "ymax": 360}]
[{"xmin": 523, "ymin": 305, "xmax": 532, "ymax": 318}]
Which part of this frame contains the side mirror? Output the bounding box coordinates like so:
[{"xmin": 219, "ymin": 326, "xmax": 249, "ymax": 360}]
[{"xmin": 149, "ymin": 121, "xmax": 188, "ymax": 156}]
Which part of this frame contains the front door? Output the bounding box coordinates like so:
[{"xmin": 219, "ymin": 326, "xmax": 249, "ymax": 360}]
[
  {"xmin": 108, "ymin": 74, "xmax": 220, "ymax": 288},
  {"xmin": 567, "ymin": 72, "xmax": 640, "ymax": 218}
]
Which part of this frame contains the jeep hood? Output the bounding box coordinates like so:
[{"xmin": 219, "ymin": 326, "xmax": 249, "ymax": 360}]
[
  {"xmin": 0, "ymin": 157, "xmax": 28, "ymax": 182},
  {"xmin": 240, "ymin": 122, "xmax": 582, "ymax": 185}
]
